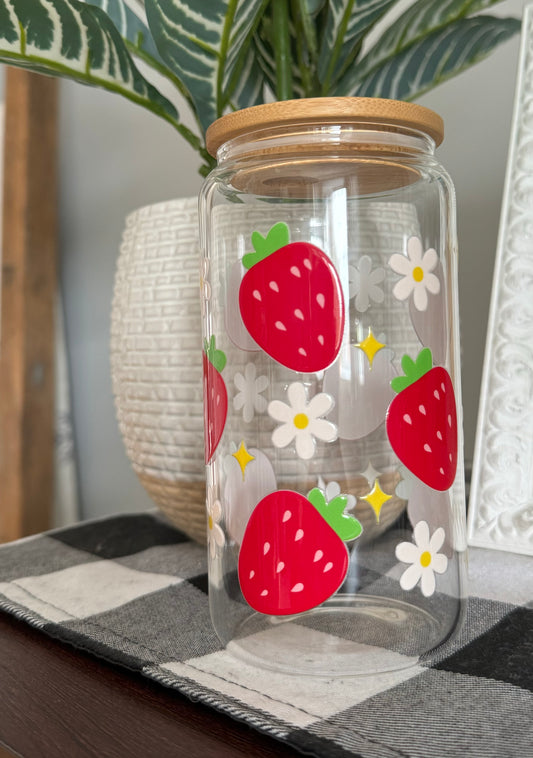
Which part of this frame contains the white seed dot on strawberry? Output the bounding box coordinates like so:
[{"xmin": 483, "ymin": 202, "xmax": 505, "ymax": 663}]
[
  {"xmin": 323, "ymin": 562, "xmax": 333, "ymax": 573},
  {"xmin": 441, "ymin": 382, "xmax": 446, "ymax": 393},
  {"xmin": 317, "ymin": 334, "xmax": 325, "ymax": 345},
  {"xmin": 290, "ymin": 266, "xmax": 301, "ymax": 278},
  {"xmin": 448, "ymin": 414, "xmax": 452, "ymax": 427},
  {"xmin": 275, "ymin": 320, "xmax": 287, "ymax": 331},
  {"xmin": 253, "ymin": 289, "xmax": 262, "ymax": 301},
  {"xmin": 261, "ymin": 589, "xmax": 268, "ymax": 596},
  {"xmin": 291, "ymin": 583, "xmax": 304, "ymax": 593},
  {"xmin": 294, "ymin": 309, "xmax": 304, "ymax": 320},
  {"xmin": 316, "ymin": 293, "xmax": 325, "ymax": 308},
  {"xmin": 295, "ymin": 529, "xmax": 304, "ymax": 541},
  {"xmin": 424, "ymin": 443, "xmax": 432, "ymax": 453},
  {"xmin": 440, "ymin": 467, "xmax": 445, "ymax": 475},
  {"xmin": 403, "ymin": 413, "xmax": 412, "ymax": 425},
  {"xmin": 434, "ymin": 390, "xmax": 440, "ymax": 400},
  {"xmin": 313, "ymin": 549, "xmax": 323, "ymax": 562},
  {"xmin": 437, "ymin": 430, "xmax": 443, "ymax": 440},
  {"xmin": 249, "ymin": 570, "xmax": 255, "ymax": 579},
  {"xmin": 303, "ymin": 258, "xmax": 312, "ymax": 270},
  {"xmin": 269, "ymin": 280, "xmax": 279, "ymax": 292},
  {"xmin": 298, "ymin": 347, "xmax": 307, "ymax": 357},
  {"xmin": 282, "ymin": 510, "xmax": 292, "ymax": 522},
  {"xmin": 419, "ymin": 405, "xmax": 426, "ymax": 415},
  {"xmin": 276, "ymin": 561, "xmax": 285, "ymax": 573},
  {"xmin": 449, "ymin": 453, "xmax": 453, "ymax": 462},
  {"xmin": 263, "ymin": 541, "xmax": 270, "ymax": 555}
]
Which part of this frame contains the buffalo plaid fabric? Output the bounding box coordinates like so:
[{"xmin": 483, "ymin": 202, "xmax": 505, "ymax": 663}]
[{"xmin": 0, "ymin": 512, "xmax": 531, "ymax": 757}]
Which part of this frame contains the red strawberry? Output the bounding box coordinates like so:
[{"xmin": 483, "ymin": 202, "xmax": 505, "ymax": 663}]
[
  {"xmin": 238, "ymin": 488, "xmax": 362, "ymax": 616},
  {"xmin": 239, "ymin": 223, "xmax": 344, "ymax": 373},
  {"xmin": 386, "ymin": 348, "xmax": 457, "ymax": 491},
  {"xmin": 203, "ymin": 336, "xmax": 227, "ymax": 463}
]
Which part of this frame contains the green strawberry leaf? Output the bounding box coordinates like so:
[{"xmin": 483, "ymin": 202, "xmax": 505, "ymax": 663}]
[
  {"xmin": 308, "ymin": 488, "xmax": 363, "ymax": 542},
  {"xmin": 391, "ymin": 347, "xmax": 433, "ymax": 393},
  {"xmin": 204, "ymin": 335, "xmax": 226, "ymax": 373},
  {"xmin": 242, "ymin": 222, "xmax": 290, "ymax": 269}
]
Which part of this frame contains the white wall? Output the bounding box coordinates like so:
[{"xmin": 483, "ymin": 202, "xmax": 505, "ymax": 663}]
[
  {"xmin": 58, "ymin": 81, "xmax": 203, "ymax": 519},
  {"xmin": 56, "ymin": 0, "xmax": 525, "ymax": 520}
]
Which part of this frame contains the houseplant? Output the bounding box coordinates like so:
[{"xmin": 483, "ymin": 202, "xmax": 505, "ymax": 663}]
[
  {"xmin": 0, "ymin": 1, "xmax": 520, "ymax": 175},
  {"xmin": 0, "ymin": 0, "xmax": 520, "ymax": 542}
]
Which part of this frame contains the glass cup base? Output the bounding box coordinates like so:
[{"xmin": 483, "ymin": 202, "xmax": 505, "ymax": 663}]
[{"xmin": 226, "ymin": 595, "xmax": 449, "ymax": 677}]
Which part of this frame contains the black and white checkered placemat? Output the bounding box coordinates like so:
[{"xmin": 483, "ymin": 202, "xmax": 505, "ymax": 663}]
[{"xmin": 0, "ymin": 512, "xmax": 531, "ymax": 757}]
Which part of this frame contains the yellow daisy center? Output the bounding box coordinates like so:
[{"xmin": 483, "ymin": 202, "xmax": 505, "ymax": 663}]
[
  {"xmin": 412, "ymin": 266, "xmax": 424, "ymax": 282},
  {"xmin": 420, "ymin": 551, "xmax": 432, "ymax": 568},
  {"xmin": 293, "ymin": 413, "xmax": 309, "ymax": 430},
  {"xmin": 208, "ymin": 515, "xmax": 214, "ymax": 531}
]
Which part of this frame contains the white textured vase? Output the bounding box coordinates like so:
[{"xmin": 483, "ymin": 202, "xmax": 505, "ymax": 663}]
[{"xmin": 111, "ymin": 197, "xmax": 207, "ymax": 543}]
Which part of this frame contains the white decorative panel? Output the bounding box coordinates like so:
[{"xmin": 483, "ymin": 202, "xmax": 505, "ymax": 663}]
[{"xmin": 468, "ymin": 4, "xmax": 533, "ymax": 556}]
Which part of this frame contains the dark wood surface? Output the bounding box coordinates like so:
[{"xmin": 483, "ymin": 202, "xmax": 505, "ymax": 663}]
[
  {"xmin": 0, "ymin": 610, "xmax": 301, "ymax": 758},
  {"xmin": 0, "ymin": 68, "xmax": 58, "ymax": 542}
]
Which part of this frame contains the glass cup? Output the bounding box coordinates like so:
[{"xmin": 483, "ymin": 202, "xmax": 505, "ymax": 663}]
[{"xmin": 199, "ymin": 97, "xmax": 467, "ymax": 676}]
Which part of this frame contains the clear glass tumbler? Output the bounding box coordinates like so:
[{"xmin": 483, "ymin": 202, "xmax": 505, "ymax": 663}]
[{"xmin": 199, "ymin": 97, "xmax": 467, "ymax": 676}]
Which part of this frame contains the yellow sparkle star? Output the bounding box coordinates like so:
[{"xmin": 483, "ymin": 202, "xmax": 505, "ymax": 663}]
[
  {"xmin": 355, "ymin": 328, "xmax": 385, "ymax": 368},
  {"xmin": 360, "ymin": 480, "xmax": 392, "ymax": 523},
  {"xmin": 232, "ymin": 441, "xmax": 255, "ymax": 480}
]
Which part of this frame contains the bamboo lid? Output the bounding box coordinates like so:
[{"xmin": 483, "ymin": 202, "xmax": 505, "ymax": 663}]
[{"xmin": 206, "ymin": 97, "xmax": 444, "ymax": 157}]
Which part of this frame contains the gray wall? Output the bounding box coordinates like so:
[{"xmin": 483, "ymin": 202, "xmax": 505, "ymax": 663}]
[{"xmin": 56, "ymin": 0, "xmax": 525, "ymax": 521}]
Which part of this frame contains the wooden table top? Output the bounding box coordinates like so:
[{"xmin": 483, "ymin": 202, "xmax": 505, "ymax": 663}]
[{"xmin": 0, "ymin": 610, "xmax": 300, "ymax": 757}]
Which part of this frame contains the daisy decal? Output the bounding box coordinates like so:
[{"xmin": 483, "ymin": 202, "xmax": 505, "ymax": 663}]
[
  {"xmin": 233, "ymin": 363, "xmax": 269, "ymax": 423},
  {"xmin": 268, "ymin": 382, "xmax": 337, "ymax": 460},
  {"xmin": 388, "ymin": 237, "xmax": 440, "ymax": 312},
  {"xmin": 395, "ymin": 520, "xmax": 448, "ymax": 597},
  {"xmin": 206, "ymin": 485, "xmax": 225, "ymax": 560},
  {"xmin": 348, "ymin": 255, "xmax": 385, "ymax": 312}
]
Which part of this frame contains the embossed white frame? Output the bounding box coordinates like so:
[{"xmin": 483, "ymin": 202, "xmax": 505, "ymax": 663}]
[{"xmin": 468, "ymin": 4, "xmax": 533, "ymax": 556}]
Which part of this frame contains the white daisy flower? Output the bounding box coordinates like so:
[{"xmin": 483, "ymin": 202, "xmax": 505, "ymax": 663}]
[
  {"xmin": 388, "ymin": 237, "xmax": 440, "ymax": 312},
  {"xmin": 206, "ymin": 485, "xmax": 225, "ymax": 559},
  {"xmin": 395, "ymin": 520, "xmax": 448, "ymax": 597},
  {"xmin": 233, "ymin": 363, "xmax": 269, "ymax": 423},
  {"xmin": 268, "ymin": 382, "xmax": 337, "ymax": 460},
  {"xmin": 200, "ymin": 258, "xmax": 211, "ymax": 317},
  {"xmin": 348, "ymin": 255, "xmax": 385, "ymax": 312}
]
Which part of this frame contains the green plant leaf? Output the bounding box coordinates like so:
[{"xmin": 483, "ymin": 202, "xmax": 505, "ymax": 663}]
[
  {"xmin": 317, "ymin": 0, "xmax": 396, "ymax": 91},
  {"xmin": 344, "ymin": 0, "xmax": 506, "ymax": 87},
  {"xmin": 144, "ymin": 0, "xmax": 267, "ymax": 133},
  {"xmin": 254, "ymin": 10, "xmax": 305, "ymax": 98},
  {"xmin": 226, "ymin": 42, "xmax": 264, "ymax": 109},
  {"xmin": 337, "ymin": 14, "xmax": 520, "ymax": 100},
  {"xmin": 0, "ymin": 0, "xmax": 179, "ymax": 127},
  {"xmin": 88, "ymin": 0, "xmax": 163, "ymax": 63}
]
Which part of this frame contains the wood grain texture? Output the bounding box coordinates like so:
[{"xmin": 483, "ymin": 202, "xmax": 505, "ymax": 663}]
[
  {"xmin": 0, "ymin": 611, "xmax": 300, "ymax": 758},
  {"xmin": 0, "ymin": 68, "xmax": 58, "ymax": 542},
  {"xmin": 206, "ymin": 96, "xmax": 444, "ymax": 155}
]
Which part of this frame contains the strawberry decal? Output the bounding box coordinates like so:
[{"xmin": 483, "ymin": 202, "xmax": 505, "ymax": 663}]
[
  {"xmin": 386, "ymin": 348, "xmax": 457, "ymax": 491},
  {"xmin": 203, "ymin": 336, "xmax": 228, "ymax": 463},
  {"xmin": 238, "ymin": 488, "xmax": 362, "ymax": 616},
  {"xmin": 239, "ymin": 223, "xmax": 345, "ymax": 373}
]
